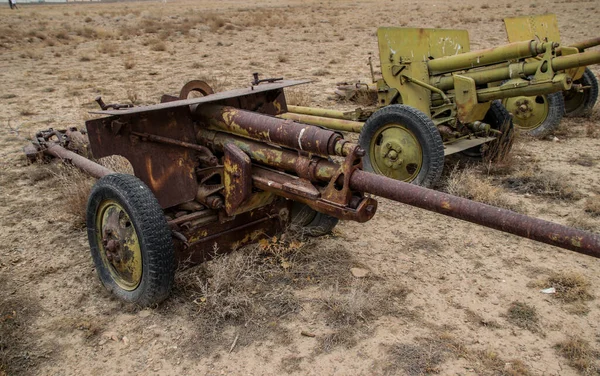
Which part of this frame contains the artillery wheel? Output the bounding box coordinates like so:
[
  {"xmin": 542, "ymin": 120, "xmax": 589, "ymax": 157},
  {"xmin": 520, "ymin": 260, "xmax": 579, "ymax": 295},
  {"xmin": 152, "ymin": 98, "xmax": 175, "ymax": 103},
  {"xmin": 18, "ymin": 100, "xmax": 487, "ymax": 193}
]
[
  {"xmin": 291, "ymin": 203, "xmax": 338, "ymax": 237},
  {"xmin": 87, "ymin": 173, "xmax": 174, "ymax": 306},
  {"xmin": 179, "ymin": 80, "xmax": 214, "ymax": 99},
  {"xmin": 359, "ymin": 105, "xmax": 444, "ymax": 187},
  {"xmin": 462, "ymin": 100, "xmax": 515, "ymax": 160},
  {"xmin": 502, "ymin": 92, "xmax": 564, "ymax": 138},
  {"xmin": 564, "ymin": 68, "xmax": 599, "ymax": 118}
]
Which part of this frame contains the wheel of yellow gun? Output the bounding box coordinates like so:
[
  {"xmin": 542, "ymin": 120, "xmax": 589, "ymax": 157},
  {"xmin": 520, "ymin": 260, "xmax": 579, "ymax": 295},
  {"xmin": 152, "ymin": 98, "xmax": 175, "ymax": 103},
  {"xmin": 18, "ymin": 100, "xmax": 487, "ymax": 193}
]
[
  {"xmin": 87, "ymin": 173, "xmax": 174, "ymax": 306},
  {"xmin": 358, "ymin": 105, "xmax": 444, "ymax": 188},
  {"xmin": 564, "ymin": 68, "xmax": 599, "ymax": 118},
  {"xmin": 179, "ymin": 80, "xmax": 214, "ymax": 99},
  {"xmin": 290, "ymin": 202, "xmax": 338, "ymax": 237},
  {"xmin": 502, "ymin": 92, "xmax": 564, "ymax": 138},
  {"xmin": 462, "ymin": 100, "xmax": 515, "ymax": 161}
]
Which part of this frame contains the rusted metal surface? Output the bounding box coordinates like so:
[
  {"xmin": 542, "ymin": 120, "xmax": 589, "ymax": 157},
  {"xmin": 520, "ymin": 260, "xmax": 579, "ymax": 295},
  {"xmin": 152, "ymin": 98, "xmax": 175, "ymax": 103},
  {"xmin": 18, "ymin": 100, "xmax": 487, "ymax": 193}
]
[
  {"xmin": 223, "ymin": 143, "xmax": 252, "ymax": 215},
  {"xmin": 45, "ymin": 144, "xmax": 113, "ymax": 178},
  {"xmin": 179, "ymin": 80, "xmax": 214, "ymax": 99},
  {"xmin": 349, "ymin": 170, "xmax": 600, "ymax": 258},
  {"xmin": 195, "ymin": 104, "xmax": 352, "ymax": 157},
  {"xmin": 252, "ymin": 167, "xmax": 377, "ymax": 223},
  {"xmin": 130, "ymin": 131, "xmax": 218, "ymax": 166},
  {"xmin": 86, "ymin": 107, "xmax": 198, "ymax": 209},
  {"xmin": 173, "ymin": 199, "xmax": 289, "ymax": 265},
  {"xmin": 91, "ymin": 80, "xmax": 308, "ymax": 116},
  {"xmin": 197, "ymin": 129, "xmax": 340, "ymax": 182}
]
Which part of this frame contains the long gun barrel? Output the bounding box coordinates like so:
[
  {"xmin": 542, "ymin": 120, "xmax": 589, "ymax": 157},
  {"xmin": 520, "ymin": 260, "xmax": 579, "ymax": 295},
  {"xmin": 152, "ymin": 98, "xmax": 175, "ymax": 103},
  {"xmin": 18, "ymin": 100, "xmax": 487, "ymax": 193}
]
[
  {"xmin": 427, "ymin": 40, "xmax": 549, "ymax": 75},
  {"xmin": 431, "ymin": 49, "xmax": 600, "ymax": 92},
  {"xmin": 191, "ymin": 104, "xmax": 600, "ymax": 257}
]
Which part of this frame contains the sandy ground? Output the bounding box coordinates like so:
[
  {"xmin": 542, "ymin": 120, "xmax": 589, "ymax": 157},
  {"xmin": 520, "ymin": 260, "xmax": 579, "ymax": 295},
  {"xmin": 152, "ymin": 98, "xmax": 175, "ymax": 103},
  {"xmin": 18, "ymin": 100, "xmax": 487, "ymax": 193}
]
[{"xmin": 1, "ymin": 0, "xmax": 600, "ymax": 375}]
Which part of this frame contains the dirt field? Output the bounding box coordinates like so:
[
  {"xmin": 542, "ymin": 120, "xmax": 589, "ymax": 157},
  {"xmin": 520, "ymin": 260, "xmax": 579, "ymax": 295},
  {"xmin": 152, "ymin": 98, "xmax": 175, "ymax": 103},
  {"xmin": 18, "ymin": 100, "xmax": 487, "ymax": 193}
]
[{"xmin": 1, "ymin": 0, "xmax": 600, "ymax": 374}]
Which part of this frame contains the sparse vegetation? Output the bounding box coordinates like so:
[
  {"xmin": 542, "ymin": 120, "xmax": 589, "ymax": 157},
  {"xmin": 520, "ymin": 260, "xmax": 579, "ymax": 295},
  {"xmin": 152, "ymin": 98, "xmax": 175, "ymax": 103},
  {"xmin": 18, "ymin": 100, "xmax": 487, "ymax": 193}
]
[
  {"xmin": 285, "ymin": 88, "xmax": 312, "ymax": 106},
  {"xmin": 555, "ymin": 337, "xmax": 600, "ymax": 374},
  {"xmin": 506, "ymin": 301, "xmax": 540, "ymax": 333},
  {"xmin": 502, "ymin": 166, "xmax": 582, "ymax": 201},
  {"xmin": 444, "ymin": 165, "xmax": 520, "ymax": 211},
  {"xmin": 541, "ymin": 272, "xmax": 594, "ymax": 304}
]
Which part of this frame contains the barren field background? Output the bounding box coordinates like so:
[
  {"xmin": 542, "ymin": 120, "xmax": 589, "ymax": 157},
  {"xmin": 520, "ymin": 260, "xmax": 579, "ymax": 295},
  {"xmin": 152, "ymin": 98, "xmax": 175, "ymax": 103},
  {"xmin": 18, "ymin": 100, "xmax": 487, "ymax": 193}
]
[{"xmin": 1, "ymin": 0, "xmax": 600, "ymax": 375}]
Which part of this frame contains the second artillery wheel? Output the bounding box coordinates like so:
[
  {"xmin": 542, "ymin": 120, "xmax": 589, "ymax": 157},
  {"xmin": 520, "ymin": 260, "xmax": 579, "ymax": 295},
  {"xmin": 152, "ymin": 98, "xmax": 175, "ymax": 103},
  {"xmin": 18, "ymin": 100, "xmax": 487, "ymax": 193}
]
[
  {"xmin": 564, "ymin": 67, "xmax": 599, "ymax": 118},
  {"xmin": 87, "ymin": 173, "xmax": 175, "ymax": 306},
  {"xmin": 358, "ymin": 105, "xmax": 444, "ymax": 187},
  {"xmin": 502, "ymin": 92, "xmax": 564, "ymax": 138},
  {"xmin": 291, "ymin": 203, "xmax": 339, "ymax": 237},
  {"xmin": 462, "ymin": 100, "xmax": 515, "ymax": 160}
]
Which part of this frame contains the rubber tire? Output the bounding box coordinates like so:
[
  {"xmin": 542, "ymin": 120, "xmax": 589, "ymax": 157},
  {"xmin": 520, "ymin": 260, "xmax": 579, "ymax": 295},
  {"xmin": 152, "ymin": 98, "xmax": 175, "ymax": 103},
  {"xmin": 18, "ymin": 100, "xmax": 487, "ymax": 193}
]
[
  {"xmin": 462, "ymin": 100, "xmax": 515, "ymax": 160},
  {"xmin": 516, "ymin": 93, "xmax": 564, "ymax": 138},
  {"xmin": 87, "ymin": 173, "xmax": 174, "ymax": 306},
  {"xmin": 359, "ymin": 104, "xmax": 444, "ymax": 188},
  {"xmin": 564, "ymin": 68, "xmax": 599, "ymax": 118},
  {"xmin": 290, "ymin": 203, "xmax": 338, "ymax": 237}
]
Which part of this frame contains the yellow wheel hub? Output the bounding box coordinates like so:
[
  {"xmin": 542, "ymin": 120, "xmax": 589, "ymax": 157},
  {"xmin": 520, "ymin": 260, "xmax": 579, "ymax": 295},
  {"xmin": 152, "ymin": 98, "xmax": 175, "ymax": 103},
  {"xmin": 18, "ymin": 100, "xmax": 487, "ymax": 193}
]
[
  {"xmin": 503, "ymin": 95, "xmax": 548, "ymax": 130},
  {"xmin": 370, "ymin": 124, "xmax": 422, "ymax": 181},
  {"xmin": 96, "ymin": 200, "xmax": 142, "ymax": 290}
]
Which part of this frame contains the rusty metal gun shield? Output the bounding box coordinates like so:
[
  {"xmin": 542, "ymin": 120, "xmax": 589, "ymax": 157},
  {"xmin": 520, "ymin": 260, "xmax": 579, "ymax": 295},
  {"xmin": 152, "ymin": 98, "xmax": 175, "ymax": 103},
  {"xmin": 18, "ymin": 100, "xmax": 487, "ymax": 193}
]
[{"xmin": 85, "ymin": 107, "xmax": 198, "ymax": 209}]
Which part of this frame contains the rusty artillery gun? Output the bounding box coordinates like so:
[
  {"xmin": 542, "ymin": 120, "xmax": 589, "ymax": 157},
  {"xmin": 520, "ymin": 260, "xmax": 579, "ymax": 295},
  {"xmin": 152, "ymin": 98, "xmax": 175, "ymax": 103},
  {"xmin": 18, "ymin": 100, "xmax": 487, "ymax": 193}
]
[
  {"xmin": 24, "ymin": 78, "xmax": 600, "ymax": 306},
  {"xmin": 282, "ymin": 27, "xmax": 600, "ymax": 187},
  {"xmin": 500, "ymin": 14, "xmax": 600, "ymax": 136}
]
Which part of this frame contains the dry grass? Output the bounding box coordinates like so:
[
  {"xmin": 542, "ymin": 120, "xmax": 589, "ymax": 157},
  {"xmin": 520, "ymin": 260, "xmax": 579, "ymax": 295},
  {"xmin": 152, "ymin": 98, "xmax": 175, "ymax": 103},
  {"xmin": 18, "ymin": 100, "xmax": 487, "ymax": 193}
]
[
  {"xmin": 586, "ymin": 122, "xmax": 599, "ymax": 138},
  {"xmin": 383, "ymin": 332, "xmax": 468, "ymax": 375},
  {"xmin": 555, "ymin": 337, "xmax": 600, "ymax": 375},
  {"xmin": 444, "ymin": 165, "xmax": 520, "ymax": 211},
  {"xmin": 566, "ymin": 216, "xmax": 599, "ymax": 233},
  {"xmin": 502, "ymin": 166, "xmax": 582, "ymax": 201},
  {"xmin": 97, "ymin": 41, "xmax": 119, "ymax": 55},
  {"xmin": 506, "ymin": 301, "xmax": 540, "ymax": 333},
  {"xmin": 123, "ymin": 56, "xmax": 136, "ymax": 70},
  {"xmin": 472, "ymin": 350, "xmax": 533, "ymax": 376},
  {"xmin": 176, "ymin": 235, "xmax": 361, "ymax": 355},
  {"xmin": 54, "ymin": 165, "xmax": 94, "ymax": 228},
  {"xmin": 536, "ymin": 271, "xmax": 594, "ymax": 304},
  {"xmin": 584, "ymin": 196, "xmax": 600, "ymax": 217},
  {"xmin": 149, "ymin": 39, "xmax": 167, "ymax": 52},
  {"xmin": 285, "ymin": 88, "xmax": 312, "ymax": 107},
  {"xmin": 0, "ymin": 280, "xmax": 42, "ymax": 375}
]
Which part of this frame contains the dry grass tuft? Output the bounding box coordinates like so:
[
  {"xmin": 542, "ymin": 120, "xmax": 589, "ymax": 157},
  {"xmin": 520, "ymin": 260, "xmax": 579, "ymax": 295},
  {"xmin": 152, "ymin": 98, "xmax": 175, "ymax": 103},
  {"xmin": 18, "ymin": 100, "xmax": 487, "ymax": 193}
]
[
  {"xmin": 502, "ymin": 166, "xmax": 582, "ymax": 201},
  {"xmin": 444, "ymin": 165, "xmax": 519, "ymax": 211},
  {"xmin": 586, "ymin": 122, "xmax": 599, "ymax": 138},
  {"xmin": 123, "ymin": 56, "xmax": 136, "ymax": 70},
  {"xmin": 285, "ymin": 88, "xmax": 312, "ymax": 107},
  {"xmin": 97, "ymin": 156, "xmax": 134, "ymax": 174},
  {"xmin": 383, "ymin": 332, "xmax": 467, "ymax": 375},
  {"xmin": 506, "ymin": 301, "xmax": 539, "ymax": 333},
  {"xmin": 584, "ymin": 196, "xmax": 600, "ymax": 217},
  {"xmin": 316, "ymin": 281, "xmax": 409, "ymax": 354},
  {"xmin": 473, "ymin": 350, "xmax": 534, "ymax": 376},
  {"xmin": 566, "ymin": 216, "xmax": 599, "ymax": 233},
  {"xmin": 54, "ymin": 165, "xmax": 94, "ymax": 228},
  {"xmin": 97, "ymin": 41, "xmax": 119, "ymax": 55},
  {"xmin": 541, "ymin": 272, "xmax": 594, "ymax": 304},
  {"xmin": 555, "ymin": 337, "xmax": 600, "ymax": 374},
  {"xmin": 149, "ymin": 39, "xmax": 167, "ymax": 52}
]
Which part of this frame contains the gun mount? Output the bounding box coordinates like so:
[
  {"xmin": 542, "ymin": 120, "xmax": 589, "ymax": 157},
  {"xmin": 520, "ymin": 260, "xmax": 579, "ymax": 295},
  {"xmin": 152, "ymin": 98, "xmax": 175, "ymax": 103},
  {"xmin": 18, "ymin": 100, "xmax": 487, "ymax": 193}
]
[
  {"xmin": 24, "ymin": 79, "xmax": 600, "ymax": 306},
  {"xmin": 502, "ymin": 14, "xmax": 600, "ymax": 136},
  {"xmin": 282, "ymin": 27, "xmax": 600, "ymax": 187}
]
